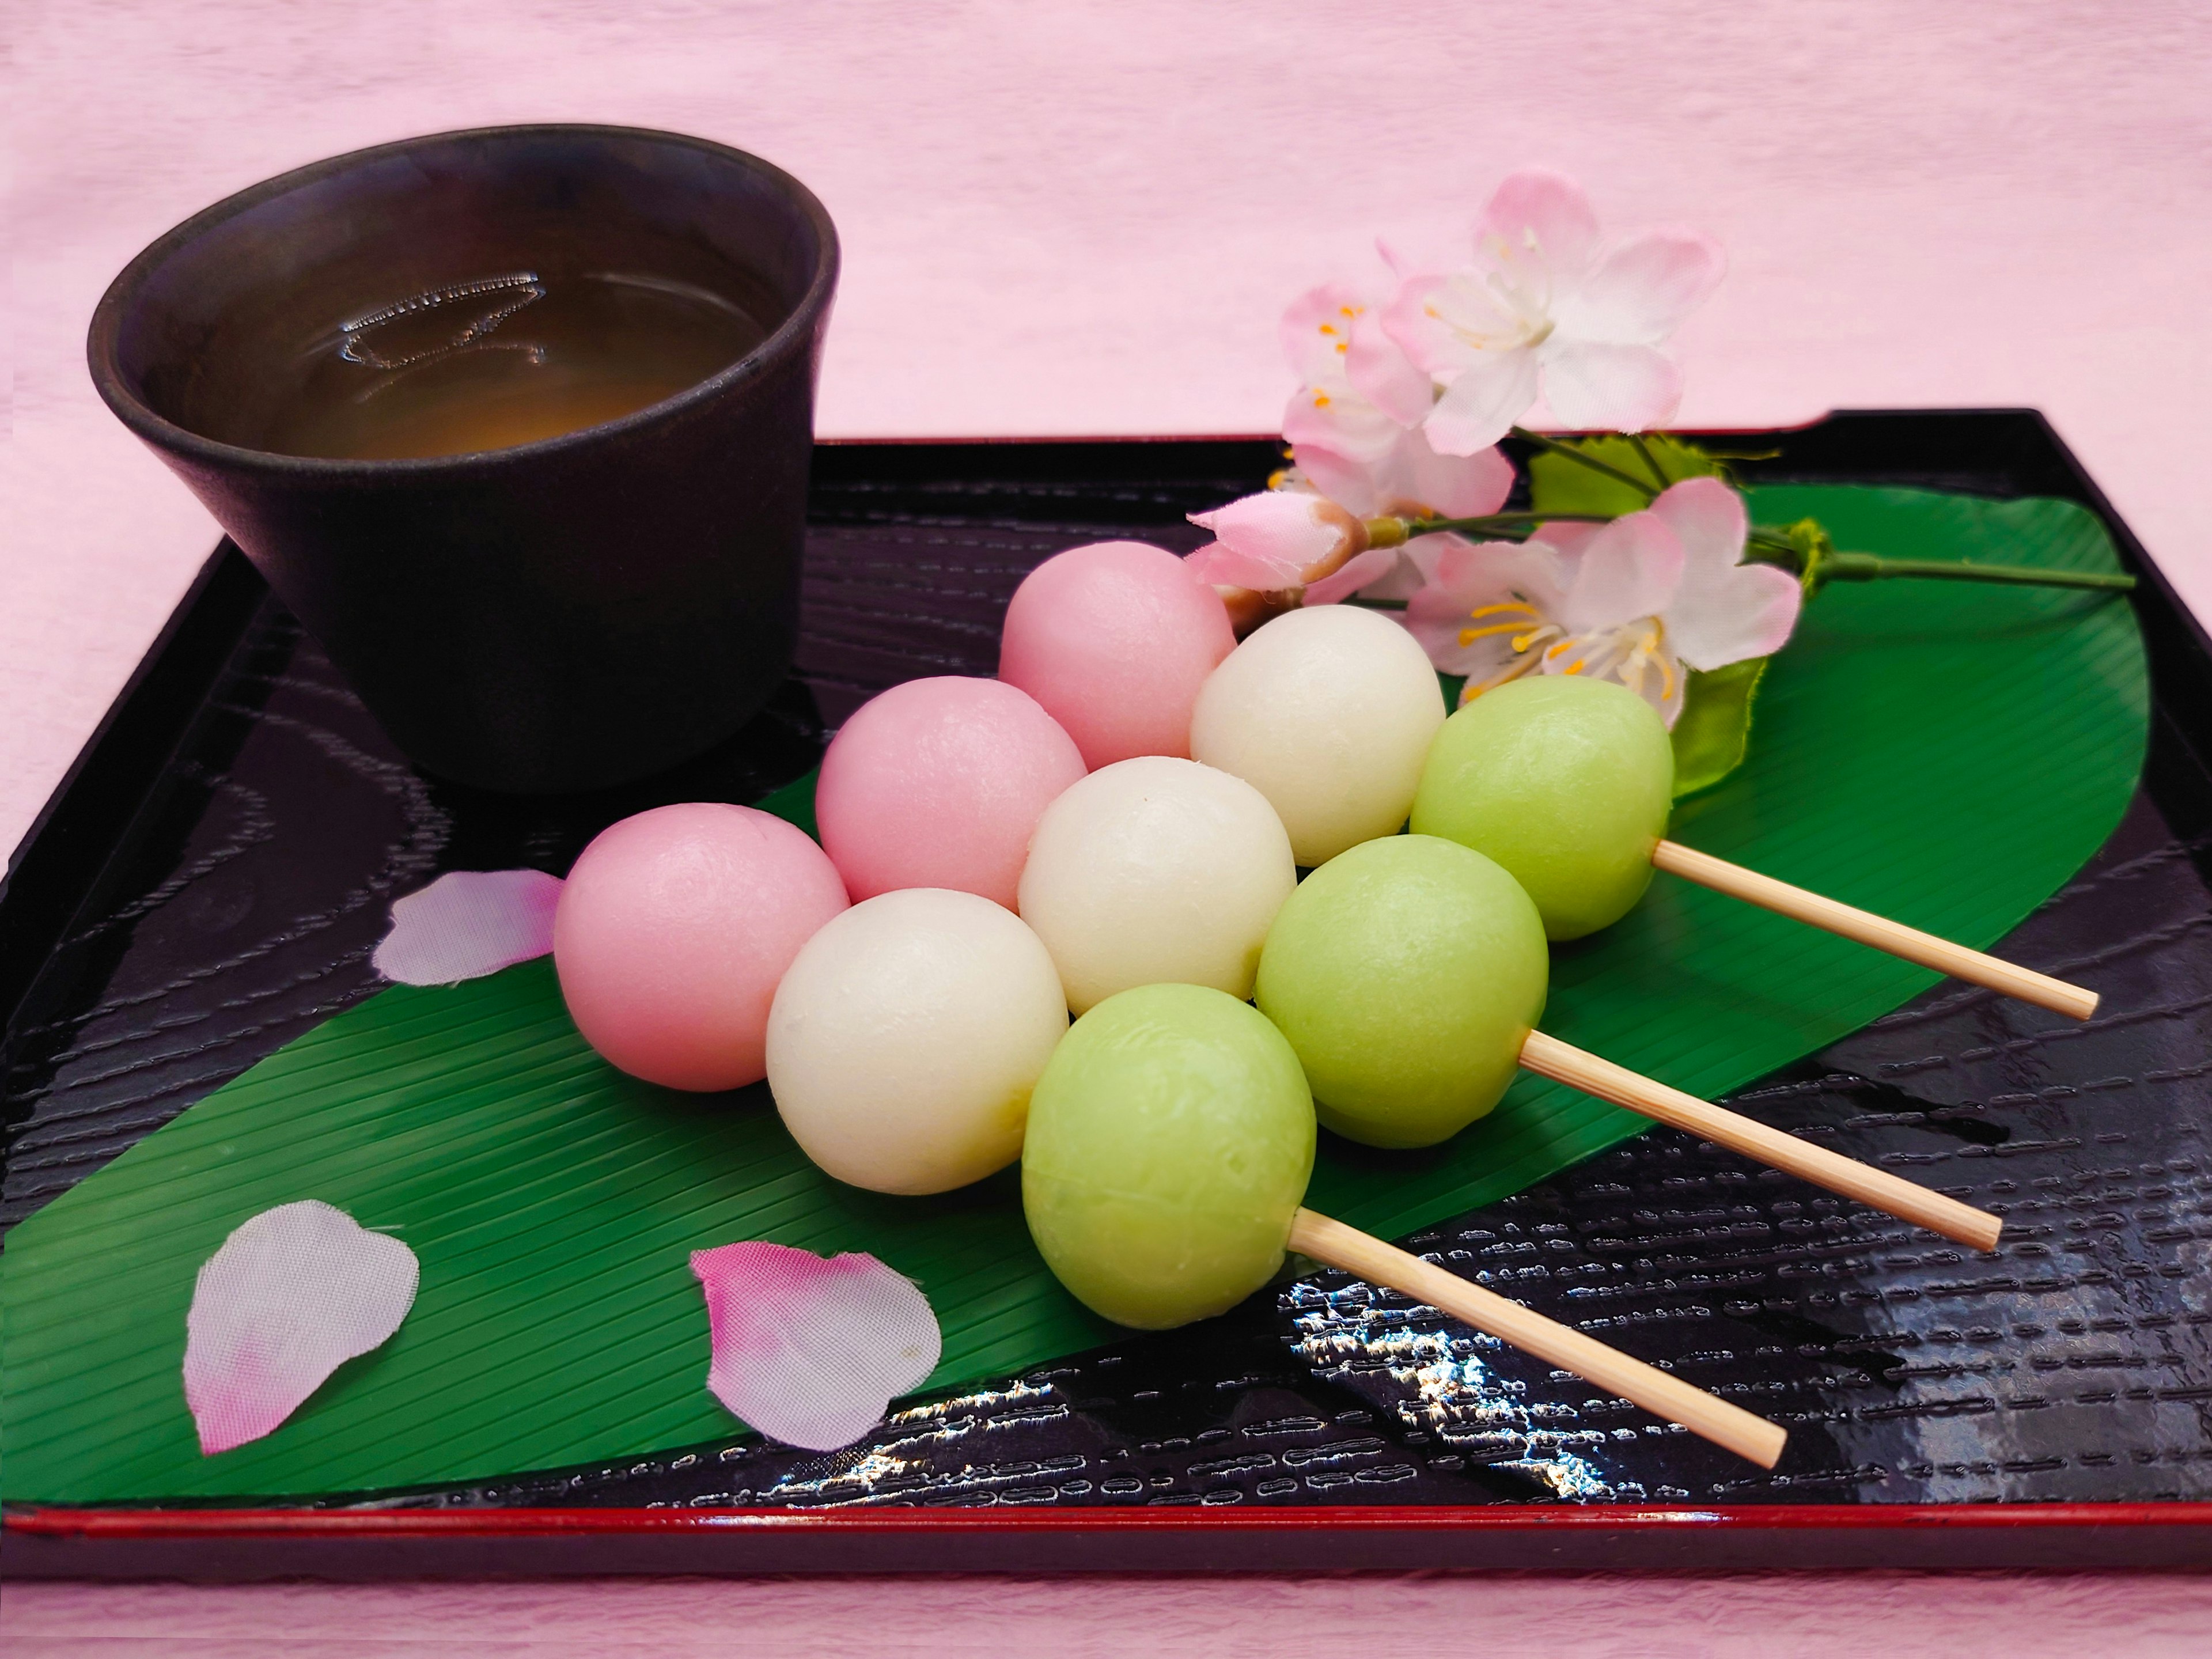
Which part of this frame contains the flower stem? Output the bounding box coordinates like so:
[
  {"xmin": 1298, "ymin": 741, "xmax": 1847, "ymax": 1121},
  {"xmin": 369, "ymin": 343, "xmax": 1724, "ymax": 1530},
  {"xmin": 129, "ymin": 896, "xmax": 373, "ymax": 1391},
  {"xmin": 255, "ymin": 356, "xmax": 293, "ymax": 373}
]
[
  {"xmin": 1821, "ymin": 553, "xmax": 2135, "ymax": 591},
  {"xmin": 1509, "ymin": 427, "xmax": 1660, "ymax": 498},
  {"xmin": 1626, "ymin": 431, "xmax": 1673, "ymax": 490}
]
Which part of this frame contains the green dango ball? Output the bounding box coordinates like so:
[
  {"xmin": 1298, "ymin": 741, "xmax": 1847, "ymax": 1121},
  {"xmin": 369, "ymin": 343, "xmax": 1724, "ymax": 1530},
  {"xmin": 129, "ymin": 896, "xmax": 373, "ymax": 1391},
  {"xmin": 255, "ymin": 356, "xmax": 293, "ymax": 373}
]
[
  {"xmin": 1021, "ymin": 983, "xmax": 1316, "ymax": 1330},
  {"xmin": 1410, "ymin": 675, "xmax": 1673, "ymax": 941},
  {"xmin": 1255, "ymin": 835, "xmax": 1547, "ymax": 1149}
]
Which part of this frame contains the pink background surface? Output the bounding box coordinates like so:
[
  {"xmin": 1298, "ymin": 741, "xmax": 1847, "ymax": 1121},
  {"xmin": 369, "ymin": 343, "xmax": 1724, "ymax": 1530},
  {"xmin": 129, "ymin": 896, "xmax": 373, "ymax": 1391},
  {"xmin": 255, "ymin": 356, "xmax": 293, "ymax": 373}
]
[{"xmin": 9, "ymin": 0, "xmax": 2212, "ymax": 1648}]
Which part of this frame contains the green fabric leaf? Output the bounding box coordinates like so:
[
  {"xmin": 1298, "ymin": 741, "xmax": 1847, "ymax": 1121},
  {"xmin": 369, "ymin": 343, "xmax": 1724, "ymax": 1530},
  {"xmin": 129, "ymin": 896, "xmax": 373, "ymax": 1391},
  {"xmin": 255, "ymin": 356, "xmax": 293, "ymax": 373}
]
[
  {"xmin": 2, "ymin": 486, "xmax": 2148, "ymax": 1503},
  {"xmin": 1671, "ymin": 657, "xmax": 1767, "ymax": 799},
  {"xmin": 1526, "ymin": 433, "xmax": 1726, "ymax": 518}
]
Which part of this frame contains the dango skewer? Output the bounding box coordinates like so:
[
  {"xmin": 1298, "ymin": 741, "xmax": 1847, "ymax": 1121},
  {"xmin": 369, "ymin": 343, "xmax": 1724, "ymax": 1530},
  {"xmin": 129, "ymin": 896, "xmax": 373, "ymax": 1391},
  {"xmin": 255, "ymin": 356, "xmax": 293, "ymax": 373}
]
[
  {"xmin": 1255, "ymin": 833, "xmax": 2003, "ymax": 1252},
  {"xmin": 1412, "ymin": 675, "xmax": 2097, "ymax": 1020},
  {"xmin": 1022, "ymin": 982, "xmax": 1790, "ymax": 1469}
]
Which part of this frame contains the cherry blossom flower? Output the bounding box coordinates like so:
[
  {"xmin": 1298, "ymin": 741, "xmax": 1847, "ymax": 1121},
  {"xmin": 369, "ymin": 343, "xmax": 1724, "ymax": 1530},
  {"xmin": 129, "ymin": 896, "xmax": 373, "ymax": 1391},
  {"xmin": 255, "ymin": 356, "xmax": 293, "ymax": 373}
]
[
  {"xmin": 1277, "ymin": 282, "xmax": 1514, "ymax": 520},
  {"xmin": 1382, "ymin": 171, "xmax": 1726, "ymax": 456},
  {"xmin": 1403, "ymin": 478, "xmax": 1800, "ymax": 725}
]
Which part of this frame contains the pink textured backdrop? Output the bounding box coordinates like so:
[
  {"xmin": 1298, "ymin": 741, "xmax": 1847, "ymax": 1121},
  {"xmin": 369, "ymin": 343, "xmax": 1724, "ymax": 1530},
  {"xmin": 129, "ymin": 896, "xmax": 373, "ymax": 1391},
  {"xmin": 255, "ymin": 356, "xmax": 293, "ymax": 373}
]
[{"xmin": 9, "ymin": 1, "xmax": 2212, "ymax": 1649}]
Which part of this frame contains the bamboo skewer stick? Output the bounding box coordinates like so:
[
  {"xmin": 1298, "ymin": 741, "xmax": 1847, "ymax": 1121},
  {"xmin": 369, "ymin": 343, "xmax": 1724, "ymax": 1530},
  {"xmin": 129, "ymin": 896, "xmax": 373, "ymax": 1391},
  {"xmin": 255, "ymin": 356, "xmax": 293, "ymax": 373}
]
[
  {"xmin": 1518, "ymin": 1031, "xmax": 2004, "ymax": 1252},
  {"xmin": 1289, "ymin": 1208, "xmax": 1789, "ymax": 1468},
  {"xmin": 1651, "ymin": 840, "xmax": 2098, "ymax": 1021}
]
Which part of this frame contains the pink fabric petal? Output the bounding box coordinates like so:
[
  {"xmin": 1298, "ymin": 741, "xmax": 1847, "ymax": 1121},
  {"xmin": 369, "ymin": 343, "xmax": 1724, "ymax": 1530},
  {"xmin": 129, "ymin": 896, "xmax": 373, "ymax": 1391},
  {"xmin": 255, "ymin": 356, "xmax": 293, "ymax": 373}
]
[
  {"xmin": 1476, "ymin": 169, "xmax": 1601, "ymax": 288},
  {"xmin": 1278, "ymin": 282, "xmax": 1367, "ymax": 383},
  {"xmin": 373, "ymin": 869, "xmax": 565, "ymax": 985},
  {"xmin": 1343, "ymin": 309, "xmax": 1433, "ymax": 427},
  {"xmin": 1395, "ymin": 432, "xmax": 1514, "ymax": 519},
  {"xmin": 1558, "ymin": 511, "xmax": 1685, "ymax": 634},
  {"xmin": 691, "ymin": 1241, "xmax": 941, "ymax": 1452},
  {"xmin": 1378, "ymin": 274, "xmax": 1463, "ymax": 376},
  {"xmin": 1648, "ymin": 476, "xmax": 1749, "ymax": 569},
  {"xmin": 1528, "ymin": 519, "xmax": 1605, "ymax": 560},
  {"xmin": 1422, "ymin": 349, "xmax": 1541, "ymax": 456},
  {"xmin": 1536, "ymin": 339, "xmax": 1683, "ymax": 433},
  {"xmin": 1668, "ymin": 558, "xmax": 1804, "ymax": 671},
  {"xmin": 184, "ymin": 1201, "xmax": 419, "ymax": 1456},
  {"xmin": 1302, "ymin": 545, "xmax": 1401, "ymax": 605},
  {"xmin": 1556, "ymin": 229, "xmax": 1726, "ymax": 346},
  {"xmin": 1183, "ymin": 540, "xmax": 1305, "ymax": 590},
  {"xmin": 1189, "ymin": 490, "xmax": 1344, "ymax": 566},
  {"xmin": 1290, "ymin": 443, "xmax": 1387, "ymax": 517}
]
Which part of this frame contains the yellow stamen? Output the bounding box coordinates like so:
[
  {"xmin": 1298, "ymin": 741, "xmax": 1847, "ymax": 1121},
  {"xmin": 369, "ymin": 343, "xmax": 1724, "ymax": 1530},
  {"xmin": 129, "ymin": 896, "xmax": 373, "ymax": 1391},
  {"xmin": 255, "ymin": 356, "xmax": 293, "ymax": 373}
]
[
  {"xmin": 1466, "ymin": 601, "xmax": 1538, "ymax": 620},
  {"xmin": 1544, "ymin": 638, "xmax": 1575, "ymax": 658},
  {"xmin": 1562, "ymin": 659, "xmax": 1585, "ymax": 674},
  {"xmin": 1313, "ymin": 392, "xmax": 1331, "ymax": 407},
  {"xmin": 1457, "ymin": 622, "xmax": 1531, "ymax": 647}
]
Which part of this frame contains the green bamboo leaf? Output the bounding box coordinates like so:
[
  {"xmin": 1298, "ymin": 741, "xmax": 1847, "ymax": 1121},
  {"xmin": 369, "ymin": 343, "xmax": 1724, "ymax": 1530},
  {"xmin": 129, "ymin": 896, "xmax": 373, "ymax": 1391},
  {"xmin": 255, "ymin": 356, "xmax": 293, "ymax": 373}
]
[{"xmin": 1670, "ymin": 657, "xmax": 1767, "ymax": 799}]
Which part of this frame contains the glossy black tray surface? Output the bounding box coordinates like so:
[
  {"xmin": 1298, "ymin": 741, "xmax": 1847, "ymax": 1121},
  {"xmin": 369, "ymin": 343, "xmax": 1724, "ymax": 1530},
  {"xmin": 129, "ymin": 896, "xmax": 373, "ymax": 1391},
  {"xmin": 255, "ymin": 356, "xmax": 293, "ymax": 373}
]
[{"xmin": 7, "ymin": 413, "xmax": 2212, "ymax": 1576}]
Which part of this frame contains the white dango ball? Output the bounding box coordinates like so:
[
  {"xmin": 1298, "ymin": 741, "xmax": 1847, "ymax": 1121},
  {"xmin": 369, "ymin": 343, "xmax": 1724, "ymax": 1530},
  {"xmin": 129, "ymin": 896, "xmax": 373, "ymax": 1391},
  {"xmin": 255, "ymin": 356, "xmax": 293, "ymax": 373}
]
[
  {"xmin": 1017, "ymin": 756, "xmax": 1296, "ymax": 1013},
  {"xmin": 1189, "ymin": 604, "xmax": 1446, "ymax": 867},
  {"xmin": 767, "ymin": 888, "xmax": 1069, "ymax": 1195}
]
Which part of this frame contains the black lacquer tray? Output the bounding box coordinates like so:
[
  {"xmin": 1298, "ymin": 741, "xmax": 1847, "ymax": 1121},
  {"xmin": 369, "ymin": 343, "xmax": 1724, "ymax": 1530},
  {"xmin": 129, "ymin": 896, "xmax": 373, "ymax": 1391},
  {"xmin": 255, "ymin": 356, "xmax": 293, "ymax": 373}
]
[{"xmin": 8, "ymin": 413, "xmax": 2212, "ymax": 1577}]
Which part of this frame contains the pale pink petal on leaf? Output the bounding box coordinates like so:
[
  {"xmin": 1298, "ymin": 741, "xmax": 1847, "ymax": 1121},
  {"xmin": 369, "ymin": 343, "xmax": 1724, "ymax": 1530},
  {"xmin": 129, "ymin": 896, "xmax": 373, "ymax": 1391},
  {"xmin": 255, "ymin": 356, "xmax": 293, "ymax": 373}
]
[
  {"xmin": 1668, "ymin": 559, "xmax": 1804, "ymax": 672},
  {"xmin": 1343, "ymin": 310, "xmax": 1433, "ymax": 427},
  {"xmin": 1190, "ymin": 491, "xmax": 1346, "ymax": 567},
  {"xmin": 1477, "ymin": 169, "xmax": 1601, "ymax": 287},
  {"xmin": 1302, "ymin": 546, "xmax": 1402, "ymax": 605},
  {"xmin": 1536, "ymin": 340, "xmax": 1682, "ymax": 434},
  {"xmin": 1558, "ymin": 512, "xmax": 1685, "ymax": 634},
  {"xmin": 184, "ymin": 1201, "xmax": 418, "ymax": 1456},
  {"xmin": 373, "ymin": 869, "xmax": 565, "ymax": 985},
  {"xmin": 691, "ymin": 1241, "xmax": 941, "ymax": 1452},
  {"xmin": 1556, "ymin": 229, "xmax": 1726, "ymax": 345},
  {"xmin": 1423, "ymin": 350, "xmax": 1541, "ymax": 456}
]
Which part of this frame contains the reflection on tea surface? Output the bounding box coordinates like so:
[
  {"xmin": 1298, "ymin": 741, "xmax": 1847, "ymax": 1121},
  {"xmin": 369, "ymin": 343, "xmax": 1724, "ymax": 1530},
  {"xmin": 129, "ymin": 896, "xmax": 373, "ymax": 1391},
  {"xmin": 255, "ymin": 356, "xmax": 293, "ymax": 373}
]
[{"xmin": 258, "ymin": 271, "xmax": 770, "ymax": 460}]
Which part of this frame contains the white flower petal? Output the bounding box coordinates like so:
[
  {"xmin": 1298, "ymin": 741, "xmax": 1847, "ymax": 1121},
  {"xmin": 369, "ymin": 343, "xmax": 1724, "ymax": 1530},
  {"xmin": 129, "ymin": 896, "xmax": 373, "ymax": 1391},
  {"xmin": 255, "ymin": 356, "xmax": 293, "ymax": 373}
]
[
  {"xmin": 1558, "ymin": 512, "xmax": 1685, "ymax": 635},
  {"xmin": 1477, "ymin": 169, "xmax": 1603, "ymax": 291},
  {"xmin": 1554, "ymin": 229, "xmax": 1726, "ymax": 346},
  {"xmin": 1536, "ymin": 340, "xmax": 1684, "ymax": 434},
  {"xmin": 1423, "ymin": 350, "xmax": 1540, "ymax": 456},
  {"xmin": 184, "ymin": 1202, "xmax": 419, "ymax": 1456},
  {"xmin": 1649, "ymin": 476, "xmax": 1748, "ymax": 572},
  {"xmin": 373, "ymin": 869, "xmax": 565, "ymax": 986},
  {"xmin": 1667, "ymin": 559, "xmax": 1805, "ymax": 672},
  {"xmin": 1393, "ymin": 431, "xmax": 1515, "ymax": 520},
  {"xmin": 691, "ymin": 1242, "xmax": 941, "ymax": 1452},
  {"xmin": 1343, "ymin": 309, "xmax": 1434, "ymax": 427}
]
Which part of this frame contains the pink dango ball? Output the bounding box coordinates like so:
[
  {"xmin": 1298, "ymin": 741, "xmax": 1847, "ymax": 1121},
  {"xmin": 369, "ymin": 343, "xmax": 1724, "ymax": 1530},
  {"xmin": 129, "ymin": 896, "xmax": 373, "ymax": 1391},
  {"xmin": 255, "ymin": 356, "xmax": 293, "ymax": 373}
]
[
  {"xmin": 554, "ymin": 803, "xmax": 850, "ymax": 1092},
  {"xmin": 998, "ymin": 540, "xmax": 1236, "ymax": 770},
  {"xmin": 815, "ymin": 676, "xmax": 1086, "ymax": 910}
]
